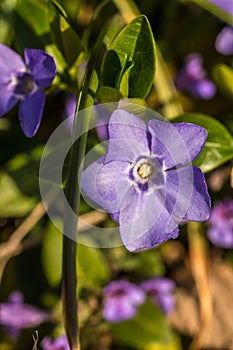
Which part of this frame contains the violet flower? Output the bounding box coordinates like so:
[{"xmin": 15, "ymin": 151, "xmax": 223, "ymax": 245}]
[
  {"xmin": 63, "ymin": 93, "xmax": 109, "ymax": 140},
  {"xmin": 141, "ymin": 277, "xmax": 175, "ymax": 314},
  {"xmin": 102, "ymin": 280, "xmax": 145, "ymax": 323},
  {"xmin": 207, "ymin": 199, "xmax": 233, "ymax": 248},
  {"xmin": 41, "ymin": 335, "xmax": 69, "ymax": 350},
  {"xmin": 0, "ymin": 43, "xmax": 56, "ymax": 137},
  {"xmin": 0, "ymin": 291, "xmax": 50, "ymax": 338},
  {"xmin": 175, "ymin": 53, "xmax": 216, "ymax": 100},
  {"xmin": 215, "ymin": 26, "xmax": 233, "ymax": 55},
  {"xmin": 81, "ymin": 109, "xmax": 211, "ymax": 252}
]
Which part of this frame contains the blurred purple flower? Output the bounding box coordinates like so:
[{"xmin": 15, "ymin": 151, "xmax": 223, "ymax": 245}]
[
  {"xmin": 207, "ymin": 0, "xmax": 233, "ymax": 16},
  {"xmin": 41, "ymin": 335, "xmax": 69, "ymax": 350},
  {"xmin": 215, "ymin": 26, "xmax": 233, "ymax": 55},
  {"xmin": 102, "ymin": 280, "xmax": 145, "ymax": 323},
  {"xmin": 141, "ymin": 277, "xmax": 176, "ymax": 314},
  {"xmin": 207, "ymin": 199, "xmax": 233, "ymax": 248},
  {"xmin": 0, "ymin": 44, "xmax": 56, "ymax": 137},
  {"xmin": 175, "ymin": 53, "xmax": 216, "ymax": 100},
  {"xmin": 62, "ymin": 93, "xmax": 109, "ymax": 140},
  {"xmin": 81, "ymin": 109, "xmax": 211, "ymax": 252},
  {"xmin": 0, "ymin": 291, "xmax": 50, "ymax": 338}
]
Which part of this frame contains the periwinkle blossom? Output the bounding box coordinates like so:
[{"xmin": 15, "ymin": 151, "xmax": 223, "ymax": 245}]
[
  {"xmin": 0, "ymin": 291, "xmax": 50, "ymax": 338},
  {"xmin": 41, "ymin": 335, "xmax": 69, "ymax": 350},
  {"xmin": 81, "ymin": 109, "xmax": 211, "ymax": 252},
  {"xmin": 207, "ymin": 199, "xmax": 233, "ymax": 248},
  {"xmin": 215, "ymin": 26, "xmax": 233, "ymax": 55},
  {"xmin": 141, "ymin": 277, "xmax": 175, "ymax": 314},
  {"xmin": 63, "ymin": 92, "xmax": 109, "ymax": 140},
  {"xmin": 175, "ymin": 53, "xmax": 216, "ymax": 100},
  {"xmin": 0, "ymin": 43, "xmax": 56, "ymax": 137},
  {"xmin": 102, "ymin": 280, "xmax": 145, "ymax": 323}
]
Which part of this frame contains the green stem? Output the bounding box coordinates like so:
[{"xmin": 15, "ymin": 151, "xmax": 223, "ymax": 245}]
[
  {"xmin": 62, "ymin": 71, "xmax": 93, "ymax": 350},
  {"xmin": 62, "ymin": 7, "xmax": 115, "ymax": 348}
]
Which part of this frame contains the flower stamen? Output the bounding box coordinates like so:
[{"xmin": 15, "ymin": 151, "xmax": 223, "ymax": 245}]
[{"xmin": 137, "ymin": 163, "xmax": 152, "ymax": 179}]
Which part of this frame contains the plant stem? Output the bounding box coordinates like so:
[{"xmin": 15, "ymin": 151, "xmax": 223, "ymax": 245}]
[
  {"xmin": 62, "ymin": 7, "xmax": 115, "ymax": 347},
  {"xmin": 62, "ymin": 58, "xmax": 97, "ymax": 350}
]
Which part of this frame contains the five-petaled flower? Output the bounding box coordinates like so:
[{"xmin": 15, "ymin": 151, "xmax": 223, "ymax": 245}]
[
  {"xmin": 207, "ymin": 199, "xmax": 233, "ymax": 248},
  {"xmin": 81, "ymin": 109, "xmax": 211, "ymax": 252},
  {"xmin": 0, "ymin": 43, "xmax": 56, "ymax": 137},
  {"xmin": 102, "ymin": 280, "xmax": 145, "ymax": 323}
]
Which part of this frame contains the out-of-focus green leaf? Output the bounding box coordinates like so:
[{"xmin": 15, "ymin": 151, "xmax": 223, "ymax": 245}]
[
  {"xmin": 14, "ymin": 0, "xmax": 50, "ymax": 51},
  {"xmin": 42, "ymin": 221, "xmax": 110, "ymax": 288},
  {"xmin": 42, "ymin": 221, "xmax": 62, "ymax": 287},
  {"xmin": 173, "ymin": 114, "xmax": 233, "ymax": 173},
  {"xmin": 212, "ymin": 64, "xmax": 233, "ymax": 100},
  {"xmin": 0, "ymin": 172, "xmax": 35, "ymax": 217},
  {"xmin": 0, "ymin": 145, "xmax": 43, "ymax": 217},
  {"xmin": 111, "ymin": 299, "xmax": 172, "ymax": 348},
  {"xmin": 77, "ymin": 243, "xmax": 110, "ymax": 287},
  {"xmin": 101, "ymin": 15, "xmax": 156, "ymax": 98},
  {"xmin": 48, "ymin": 0, "xmax": 84, "ymax": 67},
  {"xmin": 144, "ymin": 333, "xmax": 181, "ymax": 350}
]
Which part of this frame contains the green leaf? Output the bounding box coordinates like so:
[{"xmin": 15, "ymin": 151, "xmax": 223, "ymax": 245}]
[
  {"xmin": 0, "ymin": 172, "xmax": 35, "ymax": 217},
  {"xmin": 14, "ymin": 0, "xmax": 50, "ymax": 51},
  {"xmin": 77, "ymin": 243, "xmax": 110, "ymax": 288},
  {"xmin": 111, "ymin": 299, "xmax": 172, "ymax": 348},
  {"xmin": 173, "ymin": 114, "xmax": 233, "ymax": 173},
  {"xmin": 42, "ymin": 221, "xmax": 62, "ymax": 287},
  {"xmin": 0, "ymin": 145, "xmax": 43, "ymax": 217},
  {"xmin": 212, "ymin": 64, "xmax": 233, "ymax": 100},
  {"xmin": 42, "ymin": 220, "xmax": 110, "ymax": 288},
  {"xmin": 101, "ymin": 15, "xmax": 156, "ymax": 98},
  {"xmin": 96, "ymin": 86, "xmax": 123, "ymax": 103},
  {"xmin": 48, "ymin": 0, "xmax": 84, "ymax": 66}
]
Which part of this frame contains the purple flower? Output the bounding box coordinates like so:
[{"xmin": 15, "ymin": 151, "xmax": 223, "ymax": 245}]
[
  {"xmin": 0, "ymin": 291, "xmax": 50, "ymax": 338},
  {"xmin": 41, "ymin": 335, "xmax": 69, "ymax": 350},
  {"xmin": 0, "ymin": 44, "xmax": 56, "ymax": 137},
  {"xmin": 81, "ymin": 109, "xmax": 211, "ymax": 252},
  {"xmin": 102, "ymin": 280, "xmax": 145, "ymax": 323},
  {"xmin": 207, "ymin": 0, "xmax": 233, "ymax": 16},
  {"xmin": 175, "ymin": 53, "xmax": 216, "ymax": 100},
  {"xmin": 215, "ymin": 26, "xmax": 233, "ymax": 55},
  {"xmin": 141, "ymin": 277, "xmax": 175, "ymax": 314},
  {"xmin": 207, "ymin": 199, "xmax": 233, "ymax": 248},
  {"xmin": 63, "ymin": 93, "xmax": 109, "ymax": 140}
]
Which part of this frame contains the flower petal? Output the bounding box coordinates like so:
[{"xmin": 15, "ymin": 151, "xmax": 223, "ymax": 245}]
[
  {"xmin": 81, "ymin": 157, "xmax": 132, "ymax": 214},
  {"xmin": 0, "ymin": 43, "xmax": 26, "ymax": 81},
  {"xmin": 215, "ymin": 26, "xmax": 233, "ymax": 55},
  {"xmin": 149, "ymin": 120, "xmax": 207, "ymax": 169},
  {"xmin": 24, "ymin": 49, "xmax": 56, "ymax": 89},
  {"xmin": 106, "ymin": 109, "xmax": 150, "ymax": 163},
  {"xmin": 165, "ymin": 165, "xmax": 211, "ymax": 222},
  {"xmin": 19, "ymin": 90, "xmax": 45, "ymax": 137},
  {"xmin": 0, "ymin": 84, "xmax": 18, "ymax": 116},
  {"xmin": 119, "ymin": 188, "xmax": 179, "ymax": 252}
]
